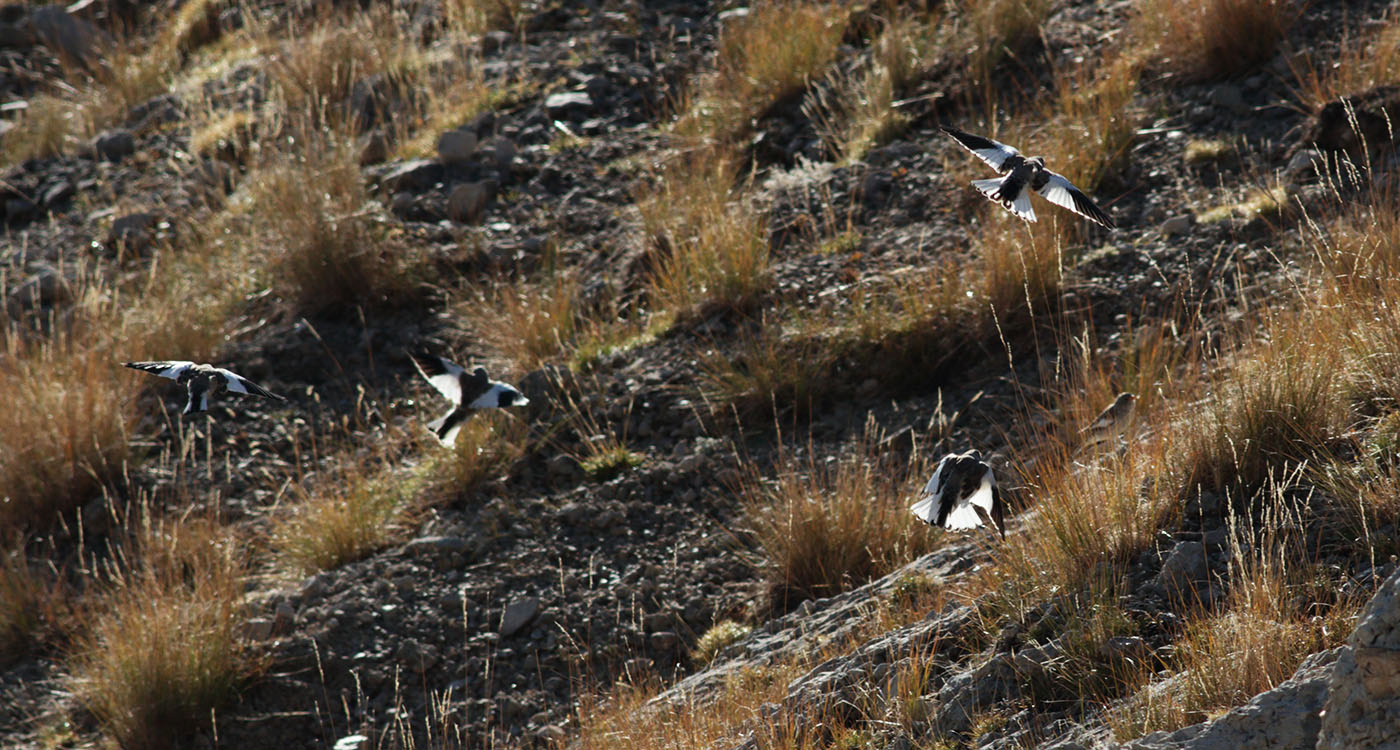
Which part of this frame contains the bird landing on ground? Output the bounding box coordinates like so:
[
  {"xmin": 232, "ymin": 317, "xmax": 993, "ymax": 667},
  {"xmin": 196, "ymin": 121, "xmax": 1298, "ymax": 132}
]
[
  {"xmin": 941, "ymin": 126, "xmax": 1116, "ymax": 230},
  {"xmin": 410, "ymin": 353, "xmax": 529, "ymax": 446},
  {"xmin": 123, "ymin": 361, "xmax": 286, "ymax": 414},
  {"xmin": 910, "ymin": 449, "xmax": 1006, "ymax": 539}
]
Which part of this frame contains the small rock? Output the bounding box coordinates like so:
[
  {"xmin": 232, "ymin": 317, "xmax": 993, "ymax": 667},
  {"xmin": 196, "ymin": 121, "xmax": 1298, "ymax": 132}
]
[
  {"xmin": 436, "ymin": 128, "xmax": 478, "ymax": 165},
  {"xmin": 92, "ymin": 129, "xmax": 135, "ymax": 161},
  {"xmin": 642, "ymin": 612, "xmax": 672, "ymax": 632},
  {"xmin": 1158, "ymin": 540, "xmax": 1208, "ymax": 598},
  {"xmin": 379, "ymin": 159, "xmax": 443, "ymax": 193},
  {"xmin": 405, "ymin": 535, "xmax": 467, "ymax": 558},
  {"xmin": 500, "ymin": 597, "xmax": 540, "ymax": 637},
  {"xmin": 108, "ymin": 212, "xmax": 159, "ymax": 251},
  {"xmin": 535, "ymin": 725, "xmax": 566, "ymax": 743},
  {"xmin": 557, "ymin": 502, "xmax": 591, "ymax": 525},
  {"xmin": 1160, "ymin": 214, "xmax": 1194, "ymax": 236},
  {"xmin": 1285, "ymin": 148, "xmax": 1321, "ymax": 181},
  {"xmin": 41, "ymin": 180, "xmax": 74, "ymax": 206},
  {"xmin": 484, "ymin": 137, "xmax": 517, "ymax": 172},
  {"xmin": 272, "ymin": 601, "xmax": 296, "ymax": 635},
  {"xmin": 6, "ymin": 264, "xmax": 70, "ymax": 316},
  {"xmin": 547, "ymin": 454, "xmax": 579, "ymax": 478},
  {"xmin": 1100, "ymin": 635, "xmax": 1148, "ymax": 664},
  {"xmin": 649, "ymin": 631, "xmax": 680, "ymax": 650},
  {"xmin": 1209, "ymin": 83, "xmax": 1247, "ymax": 114},
  {"xmin": 333, "ymin": 735, "xmax": 368, "ymax": 750},
  {"xmin": 544, "ymin": 90, "xmax": 593, "ymax": 118},
  {"xmin": 300, "ymin": 573, "xmax": 330, "ymax": 601},
  {"xmin": 446, "ymin": 181, "xmax": 491, "ymax": 223},
  {"xmin": 241, "ymin": 617, "xmax": 276, "ymax": 641},
  {"xmin": 31, "ymin": 5, "xmax": 111, "ymax": 66}
]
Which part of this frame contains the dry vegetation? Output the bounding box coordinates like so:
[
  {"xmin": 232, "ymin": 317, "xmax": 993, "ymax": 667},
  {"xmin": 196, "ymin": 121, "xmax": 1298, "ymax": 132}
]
[{"xmin": 6, "ymin": 0, "xmax": 1400, "ymax": 746}]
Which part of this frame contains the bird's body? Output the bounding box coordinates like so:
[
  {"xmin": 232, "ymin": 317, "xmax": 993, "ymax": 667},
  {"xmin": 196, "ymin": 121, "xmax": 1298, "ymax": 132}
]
[
  {"xmin": 1080, "ymin": 392, "xmax": 1138, "ymax": 448},
  {"xmin": 941, "ymin": 126, "xmax": 1116, "ymax": 229},
  {"xmin": 123, "ymin": 360, "xmax": 285, "ymax": 414},
  {"xmin": 410, "ymin": 354, "xmax": 529, "ymax": 445},
  {"xmin": 910, "ymin": 449, "xmax": 1005, "ymax": 538}
]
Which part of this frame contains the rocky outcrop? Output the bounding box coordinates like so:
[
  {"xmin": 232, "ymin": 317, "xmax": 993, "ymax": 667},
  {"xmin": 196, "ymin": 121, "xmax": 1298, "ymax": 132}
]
[{"xmin": 1316, "ymin": 567, "xmax": 1400, "ymax": 750}]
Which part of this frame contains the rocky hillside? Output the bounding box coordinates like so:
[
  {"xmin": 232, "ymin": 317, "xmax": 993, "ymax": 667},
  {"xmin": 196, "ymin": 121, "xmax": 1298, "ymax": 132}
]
[{"xmin": 2, "ymin": 0, "xmax": 1400, "ymax": 748}]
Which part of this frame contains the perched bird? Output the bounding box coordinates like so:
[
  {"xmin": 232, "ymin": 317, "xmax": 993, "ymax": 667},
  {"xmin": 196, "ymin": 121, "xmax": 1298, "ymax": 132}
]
[
  {"xmin": 1080, "ymin": 392, "xmax": 1138, "ymax": 448},
  {"xmin": 410, "ymin": 353, "xmax": 529, "ymax": 446},
  {"xmin": 123, "ymin": 361, "xmax": 285, "ymax": 414},
  {"xmin": 941, "ymin": 126, "xmax": 1116, "ymax": 229},
  {"xmin": 910, "ymin": 449, "xmax": 1005, "ymax": 539}
]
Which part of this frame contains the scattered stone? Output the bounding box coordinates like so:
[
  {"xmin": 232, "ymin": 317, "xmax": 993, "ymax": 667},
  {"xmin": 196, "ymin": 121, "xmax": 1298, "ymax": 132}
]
[
  {"xmin": 358, "ymin": 130, "xmax": 389, "ymax": 166},
  {"xmin": 1284, "ymin": 148, "xmax": 1320, "ymax": 181},
  {"xmin": 446, "ymin": 180, "xmax": 491, "ymax": 223},
  {"xmin": 6, "ymin": 264, "xmax": 70, "ymax": 317},
  {"xmin": 30, "ymin": 5, "xmax": 111, "ymax": 65},
  {"xmin": 437, "ymin": 128, "xmax": 478, "ymax": 165},
  {"xmin": 379, "ymin": 159, "xmax": 443, "ymax": 193},
  {"xmin": 545, "ymin": 90, "xmax": 594, "ymax": 118},
  {"xmin": 108, "ymin": 212, "xmax": 159, "ymax": 252},
  {"xmin": 1157, "ymin": 540, "xmax": 1208, "ymax": 598},
  {"xmin": 1161, "ymin": 214, "xmax": 1194, "ymax": 236},
  {"xmin": 1209, "ymin": 84, "xmax": 1247, "ymax": 114},
  {"xmin": 41, "ymin": 180, "xmax": 74, "ymax": 206},
  {"xmin": 500, "ymin": 597, "xmax": 540, "ymax": 637},
  {"xmin": 332, "ymin": 735, "xmax": 368, "ymax": 750},
  {"xmin": 241, "ymin": 617, "xmax": 276, "ymax": 641},
  {"xmin": 92, "ymin": 129, "xmax": 135, "ymax": 161},
  {"xmin": 483, "ymin": 137, "xmax": 517, "ymax": 172}
]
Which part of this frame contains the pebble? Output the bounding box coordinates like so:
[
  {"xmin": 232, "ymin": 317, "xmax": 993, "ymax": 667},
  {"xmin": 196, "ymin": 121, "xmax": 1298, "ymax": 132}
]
[
  {"xmin": 437, "ymin": 128, "xmax": 478, "ymax": 165},
  {"xmin": 1160, "ymin": 214, "xmax": 1194, "ymax": 236},
  {"xmin": 500, "ymin": 597, "xmax": 540, "ymax": 637}
]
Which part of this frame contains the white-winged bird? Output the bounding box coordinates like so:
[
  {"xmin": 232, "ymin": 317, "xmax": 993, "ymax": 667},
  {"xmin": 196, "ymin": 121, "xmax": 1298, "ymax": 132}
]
[
  {"xmin": 941, "ymin": 126, "xmax": 1116, "ymax": 229},
  {"xmin": 910, "ymin": 449, "xmax": 1005, "ymax": 539},
  {"xmin": 410, "ymin": 353, "xmax": 529, "ymax": 446},
  {"xmin": 123, "ymin": 361, "xmax": 286, "ymax": 414}
]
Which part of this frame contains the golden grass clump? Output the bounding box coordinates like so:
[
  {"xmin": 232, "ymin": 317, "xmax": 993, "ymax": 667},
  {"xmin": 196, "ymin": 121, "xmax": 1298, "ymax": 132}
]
[
  {"xmin": 443, "ymin": 0, "xmax": 527, "ymax": 36},
  {"xmin": 272, "ymin": 466, "xmax": 413, "ymax": 575},
  {"xmin": 959, "ymin": 0, "xmax": 1053, "ymax": 89},
  {"xmin": 69, "ymin": 516, "xmax": 253, "ymax": 748},
  {"xmin": 1111, "ymin": 491, "xmax": 1357, "ymax": 739},
  {"xmin": 804, "ymin": 12, "xmax": 934, "ymax": 163},
  {"xmin": 679, "ymin": 1, "xmax": 850, "ymax": 144},
  {"xmin": 233, "ymin": 144, "xmax": 417, "ymax": 315},
  {"xmin": 691, "ymin": 620, "xmax": 754, "ymax": 665},
  {"xmin": 1134, "ymin": 0, "xmax": 1295, "ymax": 80},
  {"xmin": 1178, "ymin": 330, "xmax": 1347, "ymax": 501},
  {"xmin": 0, "ymin": 338, "xmax": 134, "ymax": 533},
  {"xmin": 422, "ymin": 409, "xmax": 530, "ymax": 498},
  {"xmin": 742, "ymin": 420, "xmax": 938, "ymax": 610},
  {"xmin": 462, "ymin": 274, "xmax": 580, "ymax": 372},
  {"xmin": 641, "ymin": 155, "xmax": 771, "ymax": 316},
  {"xmin": 549, "ymin": 373, "xmax": 644, "ymax": 482}
]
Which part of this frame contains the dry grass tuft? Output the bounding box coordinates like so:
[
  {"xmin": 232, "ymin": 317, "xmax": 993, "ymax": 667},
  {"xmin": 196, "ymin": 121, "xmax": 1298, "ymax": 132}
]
[
  {"xmin": 691, "ymin": 620, "xmax": 753, "ymax": 666},
  {"xmin": 461, "ymin": 274, "xmax": 580, "ymax": 372},
  {"xmin": 641, "ymin": 155, "xmax": 771, "ymax": 317},
  {"xmin": 443, "ymin": 0, "xmax": 528, "ymax": 36},
  {"xmin": 1112, "ymin": 489, "xmax": 1358, "ymax": 738},
  {"xmin": 69, "ymin": 515, "xmax": 252, "ymax": 748},
  {"xmin": 742, "ymin": 418, "xmax": 938, "ymax": 611},
  {"xmin": 422, "ymin": 410, "xmax": 530, "ymax": 498},
  {"xmin": 232, "ymin": 143, "xmax": 418, "ymax": 315},
  {"xmin": 679, "ymin": 1, "xmax": 850, "ymax": 145},
  {"xmin": 1134, "ymin": 0, "xmax": 1295, "ymax": 80},
  {"xmin": 960, "ymin": 0, "xmax": 1053, "ymax": 90},
  {"xmin": 271, "ymin": 423, "xmax": 420, "ymax": 575},
  {"xmin": 1178, "ymin": 330, "xmax": 1346, "ymax": 501},
  {"xmin": 1292, "ymin": 13, "xmax": 1400, "ymax": 109}
]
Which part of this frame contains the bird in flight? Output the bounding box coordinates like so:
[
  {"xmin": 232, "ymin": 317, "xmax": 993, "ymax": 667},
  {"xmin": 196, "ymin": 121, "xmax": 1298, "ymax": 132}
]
[
  {"xmin": 941, "ymin": 126, "xmax": 1116, "ymax": 229},
  {"xmin": 410, "ymin": 353, "xmax": 529, "ymax": 446},
  {"xmin": 123, "ymin": 361, "xmax": 285, "ymax": 414},
  {"xmin": 910, "ymin": 449, "xmax": 1005, "ymax": 539}
]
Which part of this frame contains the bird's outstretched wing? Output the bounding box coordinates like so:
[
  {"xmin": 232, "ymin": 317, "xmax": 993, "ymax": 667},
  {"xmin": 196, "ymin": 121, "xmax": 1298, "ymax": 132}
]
[
  {"xmin": 1036, "ymin": 171, "xmax": 1115, "ymax": 229},
  {"xmin": 124, "ymin": 360, "xmax": 194, "ymax": 380},
  {"xmin": 214, "ymin": 368, "xmax": 284, "ymax": 401},
  {"xmin": 410, "ymin": 353, "xmax": 465, "ymax": 405},
  {"xmin": 942, "ymin": 126, "xmax": 1022, "ymax": 171}
]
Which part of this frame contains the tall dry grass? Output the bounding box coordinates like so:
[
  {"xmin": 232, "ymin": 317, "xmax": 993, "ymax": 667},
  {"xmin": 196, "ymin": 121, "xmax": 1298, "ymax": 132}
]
[
  {"xmin": 742, "ymin": 419, "xmax": 939, "ymax": 610},
  {"xmin": 69, "ymin": 513, "xmax": 253, "ymax": 748},
  {"xmin": 641, "ymin": 154, "xmax": 771, "ymax": 317},
  {"xmin": 1134, "ymin": 0, "xmax": 1295, "ymax": 80}
]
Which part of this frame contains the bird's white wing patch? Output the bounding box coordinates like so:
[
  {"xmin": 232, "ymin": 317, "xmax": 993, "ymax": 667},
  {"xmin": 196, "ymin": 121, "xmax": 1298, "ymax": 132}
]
[
  {"xmin": 972, "ymin": 177, "xmax": 1005, "ymax": 200},
  {"xmin": 1036, "ymin": 171, "xmax": 1113, "ymax": 228},
  {"xmin": 911, "ymin": 456, "xmax": 952, "ymax": 523},
  {"xmin": 413, "ymin": 356, "xmax": 465, "ymax": 405},
  {"xmin": 944, "ymin": 476, "xmax": 996, "ymax": 530},
  {"xmin": 1009, "ymin": 191, "xmax": 1037, "ymax": 222},
  {"xmin": 943, "ymin": 128, "xmax": 1021, "ymax": 171}
]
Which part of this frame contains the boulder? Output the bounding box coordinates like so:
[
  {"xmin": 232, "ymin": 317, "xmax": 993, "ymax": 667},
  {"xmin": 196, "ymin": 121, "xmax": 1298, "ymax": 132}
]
[{"xmin": 1317, "ymin": 567, "xmax": 1400, "ymax": 749}]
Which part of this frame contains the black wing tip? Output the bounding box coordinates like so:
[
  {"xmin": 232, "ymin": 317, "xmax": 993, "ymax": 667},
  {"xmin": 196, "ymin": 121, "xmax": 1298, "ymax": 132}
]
[{"xmin": 409, "ymin": 349, "xmax": 449, "ymax": 374}]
